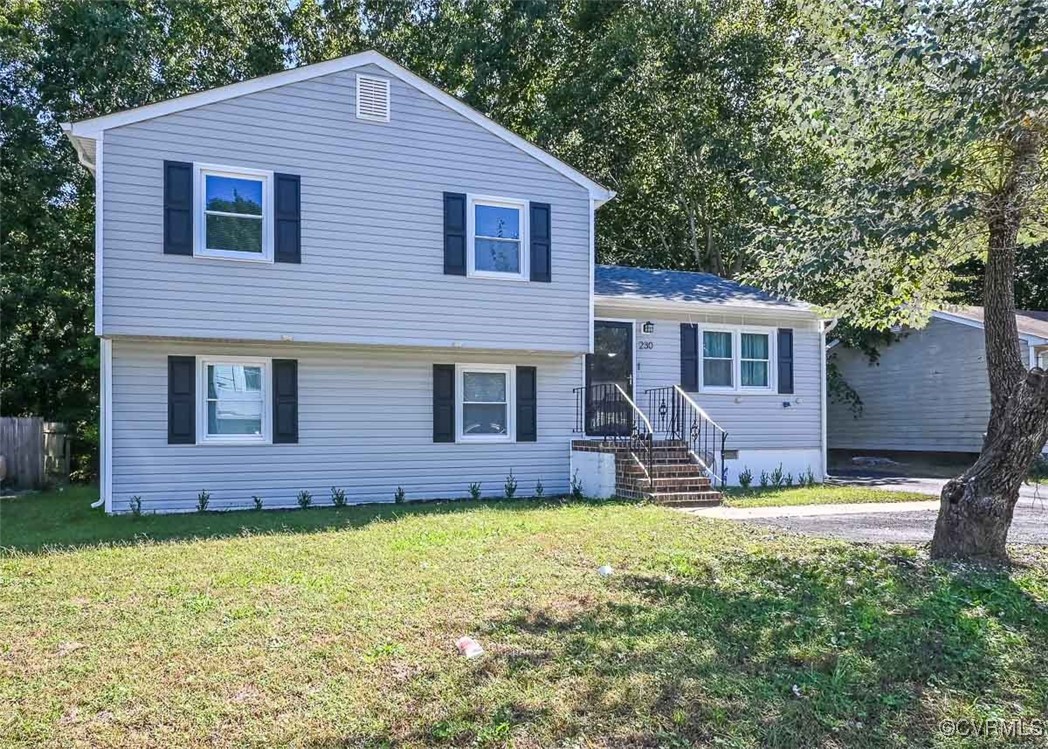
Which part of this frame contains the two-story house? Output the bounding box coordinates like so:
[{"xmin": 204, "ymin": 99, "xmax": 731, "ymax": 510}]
[{"xmin": 63, "ymin": 51, "xmax": 830, "ymax": 514}]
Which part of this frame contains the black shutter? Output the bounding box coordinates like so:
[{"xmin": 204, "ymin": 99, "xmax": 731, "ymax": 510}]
[
  {"xmin": 443, "ymin": 193, "xmax": 467, "ymax": 275},
  {"xmin": 529, "ymin": 202, "xmax": 551, "ymax": 282},
  {"xmin": 433, "ymin": 364, "xmax": 456, "ymax": 442},
  {"xmin": 272, "ymin": 359, "xmax": 299, "ymax": 443},
  {"xmin": 274, "ymin": 173, "xmax": 301, "ymax": 264},
  {"xmin": 778, "ymin": 328, "xmax": 794, "ymax": 394},
  {"xmin": 516, "ymin": 366, "xmax": 537, "ymax": 441},
  {"xmin": 167, "ymin": 355, "xmax": 196, "ymax": 444},
  {"xmin": 680, "ymin": 324, "xmax": 699, "ymax": 391},
  {"xmin": 163, "ymin": 161, "xmax": 193, "ymax": 255}
]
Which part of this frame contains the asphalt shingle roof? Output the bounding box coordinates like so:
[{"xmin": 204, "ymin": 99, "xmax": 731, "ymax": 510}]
[
  {"xmin": 594, "ymin": 264, "xmax": 812, "ymax": 312},
  {"xmin": 946, "ymin": 306, "xmax": 1048, "ymax": 341}
]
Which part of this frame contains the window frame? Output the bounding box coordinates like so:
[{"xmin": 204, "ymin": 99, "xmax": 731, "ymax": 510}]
[
  {"xmin": 697, "ymin": 326, "xmax": 778, "ymax": 395},
  {"xmin": 739, "ymin": 330, "xmax": 774, "ymax": 392},
  {"xmin": 194, "ymin": 163, "xmax": 275, "ymax": 262},
  {"xmin": 197, "ymin": 356, "xmax": 272, "ymax": 444},
  {"xmin": 456, "ymin": 363, "xmax": 515, "ymax": 442},
  {"xmin": 466, "ymin": 194, "xmax": 529, "ymax": 281},
  {"xmin": 699, "ymin": 328, "xmax": 736, "ymax": 393}
]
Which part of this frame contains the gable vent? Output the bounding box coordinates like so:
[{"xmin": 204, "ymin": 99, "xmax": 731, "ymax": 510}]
[{"xmin": 356, "ymin": 74, "xmax": 390, "ymax": 122}]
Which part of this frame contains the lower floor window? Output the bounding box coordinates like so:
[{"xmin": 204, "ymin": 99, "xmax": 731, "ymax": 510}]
[
  {"xmin": 458, "ymin": 365, "xmax": 514, "ymax": 440},
  {"xmin": 200, "ymin": 359, "xmax": 270, "ymax": 442}
]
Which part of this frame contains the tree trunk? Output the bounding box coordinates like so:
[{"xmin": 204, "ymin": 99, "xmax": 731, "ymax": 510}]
[{"xmin": 931, "ymin": 127, "xmax": 1044, "ymax": 563}]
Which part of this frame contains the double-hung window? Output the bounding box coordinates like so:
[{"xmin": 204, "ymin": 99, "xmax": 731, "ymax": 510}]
[
  {"xmin": 198, "ymin": 357, "xmax": 270, "ymax": 443},
  {"xmin": 457, "ymin": 365, "xmax": 514, "ymax": 441},
  {"xmin": 195, "ymin": 165, "xmax": 274, "ymax": 261},
  {"xmin": 468, "ymin": 196, "xmax": 527, "ymax": 279},
  {"xmin": 702, "ymin": 331, "xmax": 734, "ymax": 389},
  {"xmin": 740, "ymin": 332, "xmax": 771, "ymax": 389},
  {"xmin": 699, "ymin": 329, "xmax": 775, "ymax": 393}
]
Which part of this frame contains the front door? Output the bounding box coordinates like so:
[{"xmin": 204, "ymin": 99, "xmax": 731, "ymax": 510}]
[{"xmin": 585, "ymin": 321, "xmax": 634, "ymax": 436}]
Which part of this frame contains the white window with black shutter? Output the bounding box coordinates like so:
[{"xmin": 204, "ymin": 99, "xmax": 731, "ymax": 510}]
[
  {"xmin": 681, "ymin": 324, "xmax": 792, "ymax": 395},
  {"xmin": 163, "ymin": 161, "xmax": 300, "ymax": 263},
  {"xmin": 432, "ymin": 364, "xmax": 537, "ymax": 443},
  {"xmin": 168, "ymin": 355, "xmax": 298, "ymax": 445},
  {"xmin": 443, "ymin": 193, "xmax": 552, "ymax": 282}
]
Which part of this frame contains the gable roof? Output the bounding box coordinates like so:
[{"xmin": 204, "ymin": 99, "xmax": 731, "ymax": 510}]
[
  {"xmin": 594, "ymin": 264, "xmax": 817, "ymax": 314},
  {"xmin": 60, "ymin": 50, "xmax": 614, "ymax": 204},
  {"xmin": 936, "ymin": 306, "xmax": 1048, "ymax": 343}
]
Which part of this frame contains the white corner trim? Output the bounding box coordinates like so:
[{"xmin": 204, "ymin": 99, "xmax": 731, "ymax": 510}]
[
  {"xmin": 588, "ymin": 198, "xmax": 596, "ymax": 354},
  {"xmin": 94, "ymin": 133, "xmax": 104, "ymax": 336},
  {"xmin": 60, "ymin": 50, "xmax": 614, "ymax": 204},
  {"xmin": 820, "ymin": 320, "xmax": 828, "ymax": 482},
  {"xmin": 100, "ymin": 337, "xmax": 113, "ymax": 513}
]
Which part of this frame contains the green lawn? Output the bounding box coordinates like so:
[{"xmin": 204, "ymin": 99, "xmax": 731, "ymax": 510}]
[
  {"xmin": 725, "ymin": 485, "xmax": 931, "ymax": 508},
  {"xmin": 2, "ymin": 489, "xmax": 1046, "ymax": 748}
]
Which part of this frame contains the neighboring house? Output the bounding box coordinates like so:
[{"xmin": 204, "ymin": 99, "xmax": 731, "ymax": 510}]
[
  {"xmin": 62, "ymin": 50, "xmax": 828, "ymax": 514},
  {"xmin": 828, "ymin": 307, "xmax": 1048, "ymax": 457}
]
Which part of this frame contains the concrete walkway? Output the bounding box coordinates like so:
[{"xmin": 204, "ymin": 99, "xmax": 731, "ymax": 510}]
[{"xmin": 683, "ymin": 499, "xmax": 940, "ymax": 520}]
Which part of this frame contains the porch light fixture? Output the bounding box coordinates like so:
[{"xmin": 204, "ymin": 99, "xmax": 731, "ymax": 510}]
[{"xmin": 642, "ymin": 321, "xmax": 655, "ymax": 334}]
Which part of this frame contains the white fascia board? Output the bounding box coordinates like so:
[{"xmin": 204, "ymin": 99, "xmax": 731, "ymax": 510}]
[
  {"xmin": 932, "ymin": 310, "xmax": 1048, "ymax": 346},
  {"xmin": 60, "ymin": 50, "xmax": 614, "ymax": 205},
  {"xmin": 593, "ymin": 295, "xmax": 823, "ymax": 321}
]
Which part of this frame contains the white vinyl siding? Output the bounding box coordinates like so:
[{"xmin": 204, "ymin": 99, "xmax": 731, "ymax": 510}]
[
  {"xmin": 101, "ymin": 63, "xmax": 592, "ymax": 353},
  {"xmin": 595, "ymin": 305, "xmax": 824, "ymax": 452},
  {"xmin": 110, "ymin": 338, "xmax": 578, "ymax": 513}
]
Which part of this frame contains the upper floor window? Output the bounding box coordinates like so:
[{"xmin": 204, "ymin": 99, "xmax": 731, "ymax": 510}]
[
  {"xmin": 468, "ymin": 196, "xmax": 527, "ymax": 279},
  {"xmin": 195, "ymin": 165, "xmax": 273, "ymax": 261},
  {"xmin": 198, "ymin": 357, "xmax": 271, "ymax": 443}
]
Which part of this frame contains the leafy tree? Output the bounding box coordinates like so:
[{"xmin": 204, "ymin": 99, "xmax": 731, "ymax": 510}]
[
  {"xmin": 951, "ymin": 241, "xmax": 1048, "ymax": 310},
  {"xmin": 749, "ymin": 0, "xmax": 1048, "ymax": 562}
]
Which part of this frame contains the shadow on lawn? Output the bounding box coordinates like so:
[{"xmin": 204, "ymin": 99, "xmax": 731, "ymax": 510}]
[
  {"xmin": 311, "ymin": 548, "xmax": 1048, "ymax": 748},
  {"xmin": 0, "ymin": 488, "xmax": 630, "ymax": 555}
]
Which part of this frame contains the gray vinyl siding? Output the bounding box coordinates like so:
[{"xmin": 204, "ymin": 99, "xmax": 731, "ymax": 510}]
[
  {"xmin": 828, "ymin": 317, "xmax": 1031, "ymax": 453},
  {"xmin": 101, "ymin": 63, "xmax": 591, "ymax": 353},
  {"xmin": 111, "ymin": 338, "xmax": 577, "ymax": 513},
  {"xmin": 594, "ymin": 306, "xmax": 824, "ymax": 451}
]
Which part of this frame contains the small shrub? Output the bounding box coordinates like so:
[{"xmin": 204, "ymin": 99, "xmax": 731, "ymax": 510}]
[
  {"xmin": 196, "ymin": 490, "xmax": 210, "ymax": 513},
  {"xmin": 394, "ymin": 486, "xmax": 406, "ymax": 504},
  {"xmin": 504, "ymin": 470, "xmax": 518, "ymax": 499},
  {"xmin": 803, "ymin": 466, "xmax": 817, "ymax": 487},
  {"xmin": 759, "ymin": 470, "xmax": 770, "ymax": 488},
  {"xmin": 534, "ymin": 478, "xmax": 544, "ymax": 499},
  {"xmin": 570, "ymin": 469, "xmax": 584, "ymax": 501},
  {"xmin": 128, "ymin": 495, "xmax": 143, "ymax": 517},
  {"xmin": 297, "ymin": 490, "xmax": 312, "ymax": 509},
  {"xmin": 468, "ymin": 482, "xmax": 482, "ymax": 500},
  {"xmin": 330, "ymin": 486, "xmax": 347, "ymax": 507},
  {"xmin": 785, "ymin": 473, "xmax": 794, "ymax": 487},
  {"xmin": 737, "ymin": 467, "xmax": 753, "ymax": 490},
  {"xmin": 252, "ymin": 495, "xmax": 264, "ymax": 511},
  {"xmin": 770, "ymin": 464, "xmax": 785, "ymax": 488}
]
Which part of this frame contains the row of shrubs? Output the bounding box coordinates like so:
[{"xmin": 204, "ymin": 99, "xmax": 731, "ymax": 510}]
[
  {"xmin": 127, "ymin": 469, "xmax": 588, "ymax": 516},
  {"xmin": 736, "ymin": 464, "xmax": 818, "ymax": 490}
]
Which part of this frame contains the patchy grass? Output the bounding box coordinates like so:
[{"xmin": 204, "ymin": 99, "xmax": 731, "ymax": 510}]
[
  {"xmin": 2, "ymin": 489, "xmax": 1046, "ymax": 747},
  {"xmin": 726, "ymin": 484, "xmax": 930, "ymax": 508}
]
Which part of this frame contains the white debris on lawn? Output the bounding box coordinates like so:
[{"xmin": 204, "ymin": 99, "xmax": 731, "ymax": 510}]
[
  {"xmin": 455, "ymin": 636, "xmax": 484, "ymax": 659},
  {"xmin": 597, "ymin": 565, "xmax": 614, "ymax": 577}
]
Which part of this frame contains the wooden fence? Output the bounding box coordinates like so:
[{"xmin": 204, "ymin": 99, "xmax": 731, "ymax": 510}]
[{"xmin": 0, "ymin": 418, "xmax": 70, "ymax": 489}]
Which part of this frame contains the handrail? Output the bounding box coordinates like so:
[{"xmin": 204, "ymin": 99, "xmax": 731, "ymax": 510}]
[
  {"xmin": 673, "ymin": 385, "xmax": 726, "ymax": 434},
  {"xmin": 614, "ymin": 384, "xmax": 653, "ymax": 435}
]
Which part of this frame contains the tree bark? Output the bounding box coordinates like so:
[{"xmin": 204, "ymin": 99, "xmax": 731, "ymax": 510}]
[{"xmin": 931, "ymin": 127, "xmax": 1044, "ymax": 563}]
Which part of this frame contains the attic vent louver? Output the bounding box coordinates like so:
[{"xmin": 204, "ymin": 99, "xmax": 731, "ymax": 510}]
[{"xmin": 356, "ymin": 74, "xmax": 390, "ymax": 122}]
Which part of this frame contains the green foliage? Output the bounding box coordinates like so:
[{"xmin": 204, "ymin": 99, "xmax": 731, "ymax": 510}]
[
  {"xmin": 952, "ymin": 241, "xmax": 1048, "ymax": 311},
  {"xmin": 534, "ymin": 478, "xmax": 544, "ymax": 499},
  {"xmin": 394, "ymin": 486, "xmax": 405, "ymax": 504},
  {"xmin": 570, "ymin": 469, "xmax": 584, "ymax": 501},
  {"xmin": 196, "ymin": 490, "xmax": 210, "ymax": 513},
  {"xmin": 252, "ymin": 495, "xmax": 264, "ymax": 511},
  {"xmin": 297, "ymin": 489, "xmax": 312, "ymax": 509},
  {"xmin": 737, "ymin": 467, "xmax": 753, "ymax": 490},
  {"xmin": 128, "ymin": 495, "xmax": 142, "ymax": 517},
  {"xmin": 467, "ymin": 482, "xmax": 482, "ymax": 500},
  {"xmin": 503, "ymin": 470, "xmax": 517, "ymax": 499},
  {"xmin": 330, "ymin": 486, "xmax": 347, "ymax": 507}
]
